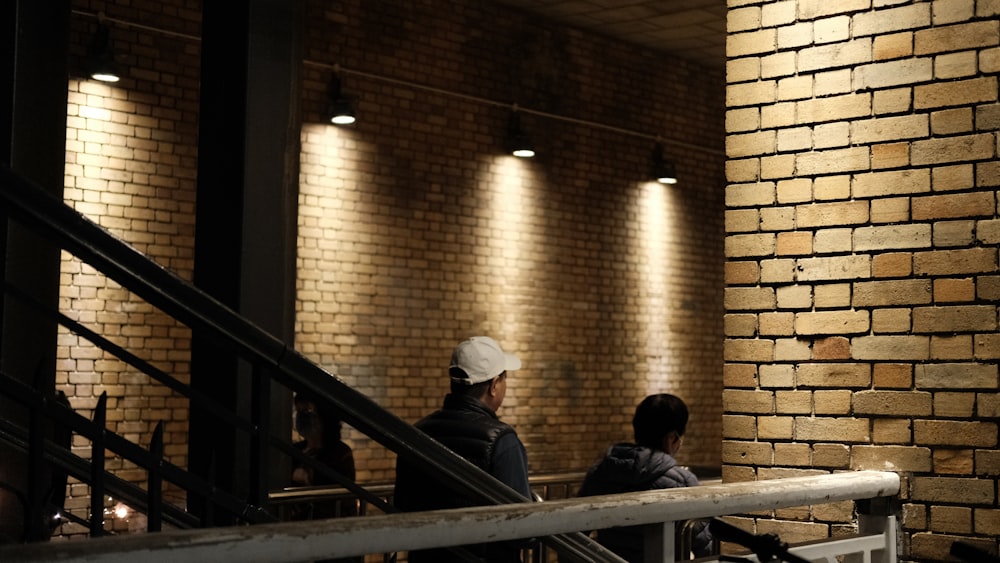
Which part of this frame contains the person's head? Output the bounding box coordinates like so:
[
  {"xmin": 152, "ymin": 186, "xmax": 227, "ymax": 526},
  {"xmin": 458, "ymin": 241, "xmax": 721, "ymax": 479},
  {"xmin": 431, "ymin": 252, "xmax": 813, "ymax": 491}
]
[
  {"xmin": 632, "ymin": 393, "xmax": 689, "ymax": 456},
  {"xmin": 294, "ymin": 392, "xmax": 343, "ymax": 446},
  {"xmin": 448, "ymin": 336, "xmax": 520, "ymax": 412}
]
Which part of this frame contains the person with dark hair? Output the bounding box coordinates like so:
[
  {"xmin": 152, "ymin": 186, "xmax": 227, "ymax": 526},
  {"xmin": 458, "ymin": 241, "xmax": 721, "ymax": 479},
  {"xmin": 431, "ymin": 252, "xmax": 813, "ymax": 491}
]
[
  {"xmin": 577, "ymin": 393, "xmax": 713, "ymax": 561},
  {"xmin": 393, "ymin": 336, "xmax": 530, "ymax": 563},
  {"xmin": 291, "ymin": 392, "xmax": 357, "ymax": 521},
  {"xmin": 290, "ymin": 393, "xmax": 361, "ymax": 563}
]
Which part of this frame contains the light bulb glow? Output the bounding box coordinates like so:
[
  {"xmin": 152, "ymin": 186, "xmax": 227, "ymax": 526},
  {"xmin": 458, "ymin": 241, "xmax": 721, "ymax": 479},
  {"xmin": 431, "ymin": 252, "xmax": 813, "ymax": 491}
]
[{"xmin": 91, "ymin": 72, "xmax": 120, "ymax": 83}]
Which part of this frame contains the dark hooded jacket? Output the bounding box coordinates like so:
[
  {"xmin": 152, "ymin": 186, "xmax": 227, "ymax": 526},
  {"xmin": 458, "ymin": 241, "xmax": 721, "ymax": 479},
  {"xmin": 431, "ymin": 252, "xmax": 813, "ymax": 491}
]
[{"xmin": 577, "ymin": 443, "xmax": 713, "ymax": 561}]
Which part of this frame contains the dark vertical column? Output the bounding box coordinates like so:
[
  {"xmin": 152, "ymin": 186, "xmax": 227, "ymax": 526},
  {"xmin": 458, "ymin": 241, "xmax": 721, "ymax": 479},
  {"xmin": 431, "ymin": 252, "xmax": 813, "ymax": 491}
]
[
  {"xmin": 190, "ymin": 0, "xmax": 301, "ymax": 524},
  {"xmin": 189, "ymin": 0, "xmax": 248, "ymax": 524},
  {"xmin": 242, "ymin": 0, "xmax": 302, "ymax": 508},
  {"xmin": 0, "ymin": 0, "xmax": 70, "ymax": 543}
]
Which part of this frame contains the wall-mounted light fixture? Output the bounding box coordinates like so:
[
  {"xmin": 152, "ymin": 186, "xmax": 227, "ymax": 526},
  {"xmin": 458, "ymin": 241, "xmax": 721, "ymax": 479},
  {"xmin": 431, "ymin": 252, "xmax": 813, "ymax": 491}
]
[
  {"xmin": 87, "ymin": 18, "xmax": 120, "ymax": 83},
  {"xmin": 329, "ymin": 71, "xmax": 356, "ymax": 125},
  {"xmin": 651, "ymin": 142, "xmax": 677, "ymax": 184},
  {"xmin": 507, "ymin": 108, "xmax": 534, "ymax": 158}
]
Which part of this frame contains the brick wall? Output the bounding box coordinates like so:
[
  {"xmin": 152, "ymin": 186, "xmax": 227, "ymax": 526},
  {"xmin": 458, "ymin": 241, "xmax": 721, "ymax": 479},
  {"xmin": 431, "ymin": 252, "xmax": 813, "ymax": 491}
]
[
  {"xmin": 724, "ymin": 0, "xmax": 1000, "ymax": 560},
  {"xmin": 59, "ymin": 0, "xmax": 201, "ymax": 534},
  {"xmin": 55, "ymin": 0, "xmax": 726, "ymax": 533},
  {"xmin": 297, "ymin": 0, "xmax": 726, "ymax": 481}
]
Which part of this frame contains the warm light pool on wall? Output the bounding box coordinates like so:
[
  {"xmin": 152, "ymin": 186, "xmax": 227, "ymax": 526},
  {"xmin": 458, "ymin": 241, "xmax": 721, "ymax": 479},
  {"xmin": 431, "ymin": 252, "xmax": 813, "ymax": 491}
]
[
  {"xmin": 507, "ymin": 108, "xmax": 535, "ymax": 158},
  {"xmin": 88, "ymin": 18, "xmax": 120, "ymax": 83},
  {"xmin": 651, "ymin": 142, "xmax": 677, "ymax": 184},
  {"xmin": 328, "ymin": 71, "xmax": 356, "ymax": 125}
]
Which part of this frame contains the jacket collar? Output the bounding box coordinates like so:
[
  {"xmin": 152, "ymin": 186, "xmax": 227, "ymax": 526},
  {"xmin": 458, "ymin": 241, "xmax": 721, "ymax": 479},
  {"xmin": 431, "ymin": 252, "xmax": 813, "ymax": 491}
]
[{"xmin": 442, "ymin": 392, "xmax": 498, "ymax": 419}]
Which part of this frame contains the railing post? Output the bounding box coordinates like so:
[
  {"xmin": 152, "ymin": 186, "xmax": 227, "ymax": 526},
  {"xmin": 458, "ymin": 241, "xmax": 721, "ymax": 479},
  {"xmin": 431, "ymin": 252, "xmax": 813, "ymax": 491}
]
[
  {"xmin": 89, "ymin": 392, "xmax": 107, "ymax": 537},
  {"xmin": 47, "ymin": 390, "xmax": 72, "ymax": 536},
  {"xmin": 855, "ymin": 496, "xmax": 899, "ymax": 563},
  {"xmin": 148, "ymin": 421, "xmax": 164, "ymax": 532},
  {"xmin": 203, "ymin": 451, "xmax": 216, "ymax": 527},
  {"xmin": 25, "ymin": 395, "xmax": 46, "ymax": 542},
  {"xmin": 250, "ymin": 363, "xmax": 269, "ymax": 511},
  {"xmin": 643, "ymin": 521, "xmax": 676, "ymax": 563}
]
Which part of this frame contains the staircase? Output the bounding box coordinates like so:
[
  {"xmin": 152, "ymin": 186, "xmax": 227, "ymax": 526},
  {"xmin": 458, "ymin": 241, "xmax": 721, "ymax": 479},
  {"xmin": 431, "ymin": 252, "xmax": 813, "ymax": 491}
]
[{"xmin": 0, "ymin": 165, "xmax": 621, "ymax": 561}]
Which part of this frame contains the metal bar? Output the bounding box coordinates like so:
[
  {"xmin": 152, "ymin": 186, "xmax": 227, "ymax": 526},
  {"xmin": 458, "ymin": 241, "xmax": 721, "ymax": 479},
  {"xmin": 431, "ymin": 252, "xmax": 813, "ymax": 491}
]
[
  {"xmin": 776, "ymin": 520, "xmax": 895, "ymax": 563},
  {"xmin": 642, "ymin": 522, "xmax": 673, "ymax": 563},
  {"xmin": 0, "ymin": 471, "xmax": 902, "ymax": 563},
  {"xmin": 1, "ymin": 281, "xmax": 255, "ymax": 436},
  {"xmin": 89, "ymin": 392, "xmax": 107, "ymax": 537},
  {"xmin": 26, "ymin": 393, "xmax": 45, "ymax": 541},
  {"xmin": 267, "ymin": 472, "xmax": 586, "ymax": 507},
  {"xmin": 268, "ymin": 434, "xmax": 394, "ymax": 514},
  {"xmin": 203, "ymin": 453, "xmax": 216, "ymax": 527},
  {"xmin": 0, "ymin": 372, "xmax": 273, "ymax": 525},
  {"xmin": 855, "ymin": 495, "xmax": 898, "ymax": 563},
  {"xmin": 249, "ymin": 364, "xmax": 269, "ymax": 511},
  {"xmin": 0, "ymin": 165, "xmax": 288, "ymax": 379},
  {"xmin": 0, "ymin": 417, "xmax": 199, "ymax": 529},
  {"xmin": 9, "ymin": 276, "xmax": 396, "ymax": 518},
  {"xmin": 147, "ymin": 422, "xmax": 163, "ymax": 533}
]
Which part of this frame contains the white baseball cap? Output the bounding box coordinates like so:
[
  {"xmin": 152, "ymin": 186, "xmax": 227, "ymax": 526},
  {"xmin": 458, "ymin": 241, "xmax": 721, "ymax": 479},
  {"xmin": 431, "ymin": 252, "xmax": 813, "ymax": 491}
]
[{"xmin": 449, "ymin": 336, "xmax": 521, "ymax": 385}]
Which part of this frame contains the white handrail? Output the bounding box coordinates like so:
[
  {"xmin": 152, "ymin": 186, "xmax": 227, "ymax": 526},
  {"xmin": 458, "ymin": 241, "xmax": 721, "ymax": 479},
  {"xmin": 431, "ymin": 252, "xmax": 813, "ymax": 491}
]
[{"xmin": 0, "ymin": 471, "xmax": 900, "ymax": 563}]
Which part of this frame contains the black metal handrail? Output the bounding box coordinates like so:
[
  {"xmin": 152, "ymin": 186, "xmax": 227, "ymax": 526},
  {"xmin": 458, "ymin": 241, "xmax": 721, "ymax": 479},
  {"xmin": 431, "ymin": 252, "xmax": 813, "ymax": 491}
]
[
  {"xmin": 0, "ymin": 371, "xmax": 272, "ymax": 528},
  {"xmin": 0, "ymin": 166, "xmax": 619, "ymax": 560},
  {"xmin": 267, "ymin": 472, "xmax": 589, "ymax": 509},
  {"xmin": 0, "ymin": 360, "xmax": 390, "ymax": 535},
  {"xmin": 1, "ymin": 277, "xmax": 393, "ymax": 524},
  {"xmin": 2, "ymin": 280, "xmax": 254, "ymax": 434}
]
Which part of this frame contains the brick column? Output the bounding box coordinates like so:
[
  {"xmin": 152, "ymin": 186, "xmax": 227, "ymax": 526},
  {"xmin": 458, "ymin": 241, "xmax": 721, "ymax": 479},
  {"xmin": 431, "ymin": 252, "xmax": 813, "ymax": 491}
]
[{"xmin": 724, "ymin": 1, "xmax": 999, "ymax": 560}]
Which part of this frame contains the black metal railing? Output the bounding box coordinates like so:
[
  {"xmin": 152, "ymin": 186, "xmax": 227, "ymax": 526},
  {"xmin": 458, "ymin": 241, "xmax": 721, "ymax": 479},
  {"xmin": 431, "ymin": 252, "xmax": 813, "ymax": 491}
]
[
  {"xmin": 0, "ymin": 371, "xmax": 270, "ymax": 531},
  {"xmin": 0, "ymin": 165, "xmax": 620, "ymax": 561}
]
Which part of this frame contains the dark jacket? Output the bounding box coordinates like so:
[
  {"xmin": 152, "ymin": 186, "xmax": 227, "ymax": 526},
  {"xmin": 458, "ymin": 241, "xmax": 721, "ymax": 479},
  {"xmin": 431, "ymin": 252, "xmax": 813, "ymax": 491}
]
[
  {"xmin": 394, "ymin": 393, "xmax": 530, "ymax": 563},
  {"xmin": 290, "ymin": 440, "xmax": 357, "ymax": 520},
  {"xmin": 577, "ymin": 443, "xmax": 714, "ymax": 561},
  {"xmin": 290, "ymin": 440, "xmax": 360, "ymax": 563}
]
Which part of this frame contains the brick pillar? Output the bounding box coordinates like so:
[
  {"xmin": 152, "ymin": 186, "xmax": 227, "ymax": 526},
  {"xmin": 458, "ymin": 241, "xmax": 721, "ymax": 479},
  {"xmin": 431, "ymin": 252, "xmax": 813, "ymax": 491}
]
[{"xmin": 724, "ymin": 1, "xmax": 999, "ymax": 560}]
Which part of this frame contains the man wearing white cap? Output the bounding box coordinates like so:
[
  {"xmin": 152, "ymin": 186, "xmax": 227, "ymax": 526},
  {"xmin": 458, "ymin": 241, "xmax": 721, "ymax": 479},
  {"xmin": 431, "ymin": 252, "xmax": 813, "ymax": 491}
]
[{"xmin": 394, "ymin": 336, "xmax": 530, "ymax": 563}]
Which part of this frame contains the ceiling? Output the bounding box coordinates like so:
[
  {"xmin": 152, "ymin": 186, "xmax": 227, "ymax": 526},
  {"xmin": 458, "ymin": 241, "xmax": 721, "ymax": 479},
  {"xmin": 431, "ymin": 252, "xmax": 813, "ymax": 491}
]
[{"xmin": 496, "ymin": 0, "xmax": 727, "ymax": 68}]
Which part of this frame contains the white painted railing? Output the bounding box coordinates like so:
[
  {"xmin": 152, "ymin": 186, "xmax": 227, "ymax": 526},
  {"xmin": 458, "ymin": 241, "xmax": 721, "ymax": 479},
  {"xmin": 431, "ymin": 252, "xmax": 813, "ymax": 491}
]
[{"xmin": 0, "ymin": 471, "xmax": 900, "ymax": 563}]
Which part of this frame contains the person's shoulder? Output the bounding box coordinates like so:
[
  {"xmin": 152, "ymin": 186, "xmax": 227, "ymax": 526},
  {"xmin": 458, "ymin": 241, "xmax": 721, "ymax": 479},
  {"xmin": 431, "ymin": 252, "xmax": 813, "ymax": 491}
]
[
  {"xmin": 495, "ymin": 417, "xmax": 517, "ymax": 431},
  {"xmin": 328, "ymin": 439, "xmax": 354, "ymax": 455},
  {"xmin": 413, "ymin": 408, "xmax": 445, "ymax": 427},
  {"xmin": 661, "ymin": 463, "xmax": 700, "ymax": 487},
  {"xmin": 608, "ymin": 442, "xmax": 641, "ymax": 456},
  {"xmin": 494, "ymin": 425, "xmax": 522, "ymax": 444},
  {"xmin": 677, "ymin": 463, "xmax": 700, "ymax": 479}
]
